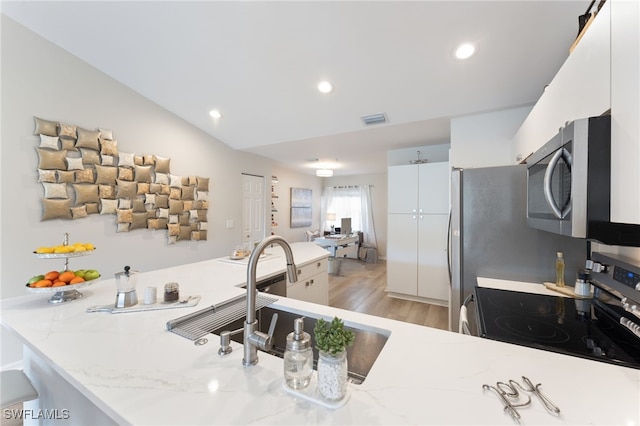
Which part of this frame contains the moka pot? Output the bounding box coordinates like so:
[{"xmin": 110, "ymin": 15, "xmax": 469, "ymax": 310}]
[{"xmin": 114, "ymin": 266, "xmax": 138, "ymax": 308}]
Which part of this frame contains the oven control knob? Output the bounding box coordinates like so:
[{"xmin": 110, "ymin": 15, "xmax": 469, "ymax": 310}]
[{"xmin": 585, "ymin": 260, "xmax": 608, "ymax": 273}]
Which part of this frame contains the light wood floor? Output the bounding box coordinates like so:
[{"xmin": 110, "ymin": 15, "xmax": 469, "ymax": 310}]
[{"xmin": 328, "ymin": 258, "xmax": 449, "ymax": 330}]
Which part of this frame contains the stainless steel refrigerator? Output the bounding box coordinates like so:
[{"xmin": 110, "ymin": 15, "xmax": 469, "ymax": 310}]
[{"xmin": 448, "ymin": 165, "xmax": 587, "ymax": 333}]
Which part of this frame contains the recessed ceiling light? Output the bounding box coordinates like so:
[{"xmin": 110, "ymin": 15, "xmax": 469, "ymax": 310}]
[
  {"xmin": 209, "ymin": 109, "xmax": 222, "ymax": 119},
  {"xmin": 454, "ymin": 43, "xmax": 476, "ymax": 60},
  {"xmin": 317, "ymin": 81, "xmax": 334, "ymax": 94}
]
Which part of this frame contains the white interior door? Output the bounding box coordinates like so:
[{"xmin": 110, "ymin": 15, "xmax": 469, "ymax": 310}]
[{"xmin": 242, "ymin": 174, "xmax": 266, "ymax": 248}]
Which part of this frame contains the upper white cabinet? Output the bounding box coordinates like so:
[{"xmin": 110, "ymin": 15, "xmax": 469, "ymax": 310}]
[
  {"xmin": 512, "ymin": 0, "xmax": 611, "ymax": 160},
  {"xmin": 610, "ymin": 0, "xmax": 640, "ymax": 225},
  {"xmin": 512, "ymin": 0, "xmax": 639, "ymax": 226},
  {"xmin": 388, "ymin": 162, "xmax": 449, "ymax": 215},
  {"xmin": 388, "ymin": 165, "xmax": 418, "ymax": 214}
]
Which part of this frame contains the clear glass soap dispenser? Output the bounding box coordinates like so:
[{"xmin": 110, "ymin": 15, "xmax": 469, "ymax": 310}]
[{"xmin": 284, "ymin": 317, "xmax": 313, "ymax": 390}]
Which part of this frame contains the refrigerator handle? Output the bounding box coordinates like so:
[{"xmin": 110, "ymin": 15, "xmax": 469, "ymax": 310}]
[{"xmin": 446, "ymin": 208, "xmax": 452, "ymax": 286}]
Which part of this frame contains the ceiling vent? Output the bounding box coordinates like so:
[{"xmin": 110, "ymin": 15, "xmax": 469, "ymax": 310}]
[{"xmin": 361, "ymin": 113, "xmax": 387, "ymax": 126}]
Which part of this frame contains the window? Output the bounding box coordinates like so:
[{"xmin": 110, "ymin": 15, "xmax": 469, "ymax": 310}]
[{"xmin": 321, "ymin": 185, "xmax": 377, "ymax": 248}]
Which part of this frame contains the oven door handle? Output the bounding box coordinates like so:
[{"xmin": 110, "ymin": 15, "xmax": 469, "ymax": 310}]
[
  {"xmin": 543, "ymin": 147, "xmax": 573, "ymax": 219},
  {"xmin": 459, "ymin": 294, "xmax": 474, "ymax": 335}
]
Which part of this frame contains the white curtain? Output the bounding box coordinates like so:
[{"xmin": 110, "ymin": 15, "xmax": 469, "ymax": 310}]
[{"xmin": 321, "ymin": 185, "xmax": 377, "ymax": 248}]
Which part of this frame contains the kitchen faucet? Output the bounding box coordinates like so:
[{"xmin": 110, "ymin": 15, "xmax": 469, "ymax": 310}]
[{"xmin": 242, "ymin": 235, "xmax": 298, "ymax": 366}]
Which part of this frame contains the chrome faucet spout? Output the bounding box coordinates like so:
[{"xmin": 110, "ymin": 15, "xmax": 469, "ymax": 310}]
[{"xmin": 243, "ymin": 235, "xmax": 297, "ymax": 366}]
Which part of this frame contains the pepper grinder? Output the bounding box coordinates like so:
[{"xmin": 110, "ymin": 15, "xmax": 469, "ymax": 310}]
[{"xmin": 284, "ymin": 318, "xmax": 313, "ymax": 390}]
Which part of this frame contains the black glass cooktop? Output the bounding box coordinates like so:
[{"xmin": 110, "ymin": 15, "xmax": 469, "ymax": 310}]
[{"xmin": 475, "ymin": 287, "xmax": 640, "ymax": 369}]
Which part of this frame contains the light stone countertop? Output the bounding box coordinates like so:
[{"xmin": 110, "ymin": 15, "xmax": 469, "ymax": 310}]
[{"xmin": 2, "ymin": 243, "xmax": 639, "ymax": 425}]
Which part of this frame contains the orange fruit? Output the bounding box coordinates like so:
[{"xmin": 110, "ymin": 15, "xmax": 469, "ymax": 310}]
[
  {"xmin": 69, "ymin": 276, "xmax": 85, "ymax": 284},
  {"xmin": 52, "ymin": 281, "xmax": 67, "ymax": 287},
  {"xmin": 58, "ymin": 271, "xmax": 76, "ymax": 283},
  {"xmin": 33, "ymin": 279, "xmax": 53, "ymax": 288},
  {"xmin": 44, "ymin": 271, "xmax": 60, "ymax": 281}
]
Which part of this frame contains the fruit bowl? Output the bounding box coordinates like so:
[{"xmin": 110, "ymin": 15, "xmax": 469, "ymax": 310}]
[
  {"xmin": 25, "ymin": 276, "xmax": 100, "ymax": 304},
  {"xmin": 33, "ymin": 249, "xmax": 96, "ymax": 259}
]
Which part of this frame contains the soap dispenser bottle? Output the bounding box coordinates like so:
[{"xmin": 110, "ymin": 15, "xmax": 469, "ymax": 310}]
[{"xmin": 284, "ymin": 318, "xmax": 313, "ymax": 390}]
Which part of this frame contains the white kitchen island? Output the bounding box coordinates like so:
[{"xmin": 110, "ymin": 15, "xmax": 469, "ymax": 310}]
[{"xmin": 1, "ymin": 242, "xmax": 639, "ymax": 425}]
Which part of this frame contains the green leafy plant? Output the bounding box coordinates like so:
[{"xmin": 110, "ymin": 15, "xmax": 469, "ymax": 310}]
[{"xmin": 314, "ymin": 316, "xmax": 355, "ymax": 355}]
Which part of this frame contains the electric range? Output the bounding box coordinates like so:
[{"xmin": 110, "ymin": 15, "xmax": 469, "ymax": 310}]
[{"xmin": 475, "ymin": 252, "xmax": 640, "ymax": 369}]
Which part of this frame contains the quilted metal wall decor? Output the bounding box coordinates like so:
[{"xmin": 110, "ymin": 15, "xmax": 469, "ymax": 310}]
[{"xmin": 34, "ymin": 117, "xmax": 209, "ymax": 244}]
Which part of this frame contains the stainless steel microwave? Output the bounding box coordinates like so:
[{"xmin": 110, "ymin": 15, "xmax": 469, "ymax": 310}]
[{"xmin": 526, "ymin": 115, "xmax": 611, "ymax": 239}]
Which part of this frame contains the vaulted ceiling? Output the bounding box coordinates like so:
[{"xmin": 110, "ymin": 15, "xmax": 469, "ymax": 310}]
[{"xmin": 2, "ymin": 1, "xmax": 589, "ymax": 175}]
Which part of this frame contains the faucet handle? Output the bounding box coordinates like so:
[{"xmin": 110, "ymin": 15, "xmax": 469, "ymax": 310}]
[
  {"xmin": 267, "ymin": 313, "xmax": 279, "ymax": 345},
  {"xmin": 248, "ymin": 313, "xmax": 279, "ymax": 352}
]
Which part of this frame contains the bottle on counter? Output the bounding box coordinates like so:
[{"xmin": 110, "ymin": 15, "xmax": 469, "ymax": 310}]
[
  {"xmin": 284, "ymin": 318, "xmax": 313, "ymax": 390},
  {"xmin": 555, "ymin": 252, "xmax": 565, "ymax": 287}
]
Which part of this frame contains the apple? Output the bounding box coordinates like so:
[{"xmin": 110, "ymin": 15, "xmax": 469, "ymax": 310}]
[
  {"xmin": 28, "ymin": 274, "xmax": 45, "ymax": 284},
  {"xmin": 84, "ymin": 270, "xmax": 100, "ymax": 281},
  {"xmin": 74, "ymin": 269, "xmax": 86, "ymax": 279}
]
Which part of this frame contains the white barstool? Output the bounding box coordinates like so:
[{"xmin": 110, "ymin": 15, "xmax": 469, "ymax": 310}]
[{"xmin": 1, "ymin": 370, "xmax": 38, "ymax": 408}]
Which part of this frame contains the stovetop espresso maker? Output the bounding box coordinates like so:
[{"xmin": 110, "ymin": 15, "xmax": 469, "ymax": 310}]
[{"xmin": 114, "ymin": 265, "xmax": 138, "ymax": 308}]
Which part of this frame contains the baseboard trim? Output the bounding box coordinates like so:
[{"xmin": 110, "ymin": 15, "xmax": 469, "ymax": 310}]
[
  {"xmin": 1, "ymin": 360, "xmax": 23, "ymax": 371},
  {"xmin": 386, "ymin": 291, "xmax": 449, "ymax": 307}
]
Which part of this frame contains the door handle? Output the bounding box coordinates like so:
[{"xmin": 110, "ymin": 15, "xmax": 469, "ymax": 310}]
[{"xmin": 543, "ymin": 147, "xmax": 573, "ymax": 219}]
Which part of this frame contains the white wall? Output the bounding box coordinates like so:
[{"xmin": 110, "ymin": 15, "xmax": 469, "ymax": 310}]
[
  {"xmin": 450, "ymin": 106, "xmax": 532, "ymax": 168},
  {"xmin": 0, "ymin": 16, "xmax": 275, "ymax": 365},
  {"xmin": 270, "ymin": 164, "xmax": 323, "ymax": 244},
  {"xmin": 324, "ymin": 173, "xmax": 388, "ymax": 259}
]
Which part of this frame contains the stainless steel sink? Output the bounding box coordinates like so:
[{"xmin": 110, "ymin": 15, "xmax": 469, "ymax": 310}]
[{"xmin": 210, "ymin": 306, "xmax": 390, "ymax": 384}]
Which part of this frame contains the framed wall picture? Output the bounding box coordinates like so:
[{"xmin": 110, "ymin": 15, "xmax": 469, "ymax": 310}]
[
  {"xmin": 290, "ymin": 187, "xmax": 312, "ymax": 227},
  {"xmin": 291, "ymin": 207, "xmax": 312, "ymax": 228},
  {"xmin": 290, "ymin": 187, "xmax": 312, "ymax": 208}
]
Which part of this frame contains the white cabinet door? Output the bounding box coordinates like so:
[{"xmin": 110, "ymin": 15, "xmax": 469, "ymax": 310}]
[
  {"xmin": 419, "ymin": 162, "xmax": 450, "ymax": 214},
  {"xmin": 611, "ymin": 0, "xmax": 640, "ymax": 224},
  {"xmin": 388, "ymin": 165, "xmax": 418, "ymax": 214},
  {"xmin": 417, "ymin": 214, "xmax": 449, "ymax": 302},
  {"xmin": 287, "ymin": 272, "xmax": 328, "ymax": 305},
  {"xmin": 287, "ymin": 258, "xmax": 329, "ymax": 305},
  {"xmin": 386, "ymin": 214, "xmax": 418, "ymax": 295},
  {"xmin": 512, "ymin": 1, "xmax": 611, "ymax": 162},
  {"xmin": 288, "ymin": 258, "xmax": 328, "ymax": 285}
]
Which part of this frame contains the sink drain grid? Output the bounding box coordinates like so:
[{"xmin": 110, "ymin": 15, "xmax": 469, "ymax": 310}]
[{"xmin": 166, "ymin": 293, "xmax": 278, "ymax": 341}]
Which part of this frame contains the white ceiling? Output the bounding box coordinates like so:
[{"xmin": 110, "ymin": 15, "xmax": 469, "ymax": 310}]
[{"xmin": 1, "ymin": 1, "xmax": 588, "ymax": 176}]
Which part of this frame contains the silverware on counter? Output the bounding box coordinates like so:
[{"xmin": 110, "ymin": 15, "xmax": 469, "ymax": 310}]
[
  {"xmin": 517, "ymin": 376, "xmax": 561, "ymax": 414},
  {"xmin": 482, "ymin": 376, "xmax": 560, "ymax": 423},
  {"xmin": 482, "ymin": 382, "xmax": 530, "ymax": 422}
]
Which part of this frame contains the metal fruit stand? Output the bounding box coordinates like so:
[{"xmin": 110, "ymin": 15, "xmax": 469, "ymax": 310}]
[{"xmin": 26, "ymin": 233, "xmax": 100, "ymax": 304}]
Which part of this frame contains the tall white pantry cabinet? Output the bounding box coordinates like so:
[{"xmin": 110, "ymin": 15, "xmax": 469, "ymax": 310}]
[{"xmin": 386, "ymin": 162, "xmax": 450, "ymax": 306}]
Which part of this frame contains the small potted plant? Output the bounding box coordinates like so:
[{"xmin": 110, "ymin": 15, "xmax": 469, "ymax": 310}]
[{"xmin": 314, "ymin": 316, "xmax": 355, "ymax": 401}]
